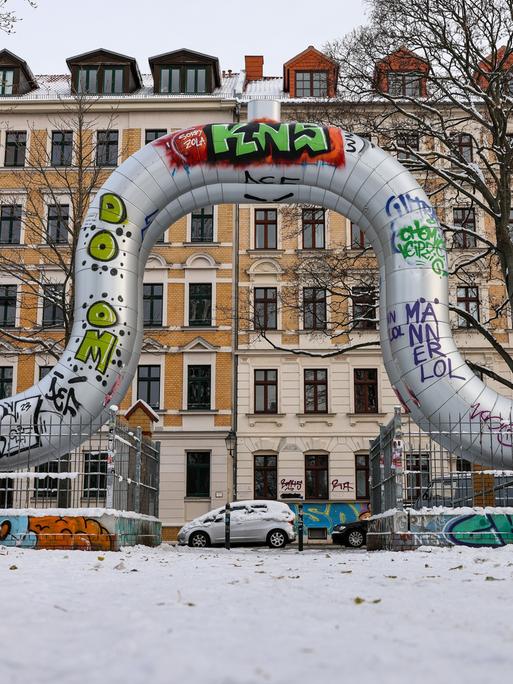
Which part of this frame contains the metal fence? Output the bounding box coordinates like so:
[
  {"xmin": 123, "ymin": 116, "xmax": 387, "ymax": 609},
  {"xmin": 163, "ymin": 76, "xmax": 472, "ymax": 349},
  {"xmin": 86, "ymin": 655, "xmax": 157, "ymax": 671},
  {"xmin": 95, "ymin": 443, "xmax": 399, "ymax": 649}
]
[
  {"xmin": 370, "ymin": 407, "xmax": 513, "ymax": 514},
  {"xmin": 0, "ymin": 411, "xmax": 160, "ymax": 517}
]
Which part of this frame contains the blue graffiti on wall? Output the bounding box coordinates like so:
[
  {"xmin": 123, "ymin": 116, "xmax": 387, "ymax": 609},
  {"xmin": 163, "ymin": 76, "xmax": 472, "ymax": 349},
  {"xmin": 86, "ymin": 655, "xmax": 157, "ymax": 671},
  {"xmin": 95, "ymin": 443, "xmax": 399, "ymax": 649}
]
[
  {"xmin": 286, "ymin": 502, "xmax": 370, "ymax": 533},
  {"xmin": 0, "ymin": 516, "xmax": 37, "ymax": 548}
]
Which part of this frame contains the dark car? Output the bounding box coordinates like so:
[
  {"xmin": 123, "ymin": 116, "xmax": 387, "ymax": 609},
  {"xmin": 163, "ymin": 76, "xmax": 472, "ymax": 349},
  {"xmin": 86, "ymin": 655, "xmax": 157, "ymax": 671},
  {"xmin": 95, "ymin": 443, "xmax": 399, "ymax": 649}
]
[{"xmin": 331, "ymin": 520, "xmax": 368, "ymax": 548}]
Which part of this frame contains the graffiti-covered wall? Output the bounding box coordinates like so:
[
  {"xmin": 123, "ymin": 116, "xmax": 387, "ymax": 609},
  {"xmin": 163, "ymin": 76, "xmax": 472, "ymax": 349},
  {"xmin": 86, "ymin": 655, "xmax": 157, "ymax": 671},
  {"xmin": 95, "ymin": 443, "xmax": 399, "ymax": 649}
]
[
  {"xmin": 368, "ymin": 509, "xmax": 513, "ymax": 550},
  {"xmin": 0, "ymin": 509, "xmax": 161, "ymax": 550}
]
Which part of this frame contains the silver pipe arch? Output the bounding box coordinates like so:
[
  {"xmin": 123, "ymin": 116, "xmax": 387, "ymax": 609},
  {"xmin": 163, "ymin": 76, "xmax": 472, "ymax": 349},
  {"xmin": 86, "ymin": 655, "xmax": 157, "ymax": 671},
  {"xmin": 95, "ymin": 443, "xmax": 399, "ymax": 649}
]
[{"xmin": 0, "ymin": 110, "xmax": 511, "ymax": 470}]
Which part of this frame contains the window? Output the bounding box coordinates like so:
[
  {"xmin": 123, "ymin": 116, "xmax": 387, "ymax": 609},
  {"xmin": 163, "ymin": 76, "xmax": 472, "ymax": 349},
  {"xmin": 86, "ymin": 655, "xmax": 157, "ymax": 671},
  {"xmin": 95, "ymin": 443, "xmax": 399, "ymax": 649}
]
[
  {"xmin": 0, "ymin": 204, "xmax": 21, "ymax": 244},
  {"xmin": 83, "ymin": 452, "xmax": 108, "ymax": 499},
  {"xmin": 452, "ymin": 207, "xmax": 477, "ymax": 248},
  {"xmin": 255, "ymin": 209, "xmax": 277, "ymax": 249},
  {"xmin": 0, "ymin": 68, "xmax": 14, "ymax": 95},
  {"xmin": 96, "ymin": 130, "xmax": 118, "ymax": 167},
  {"xmin": 103, "ymin": 67, "xmax": 124, "ymax": 94},
  {"xmin": 189, "ymin": 283, "xmax": 212, "ymax": 327},
  {"xmin": 0, "ymin": 285, "xmax": 16, "ymax": 327},
  {"xmin": 186, "ymin": 66, "xmax": 207, "ymax": 94},
  {"xmin": 354, "ymin": 368, "xmax": 378, "ymax": 413},
  {"xmin": 186, "ymin": 452, "xmax": 210, "ymax": 497},
  {"xmin": 34, "ymin": 460, "xmax": 60, "ymax": 499},
  {"xmin": 187, "ymin": 365, "xmax": 211, "ymax": 410},
  {"xmin": 160, "ymin": 66, "xmax": 181, "ymax": 93},
  {"xmin": 42, "ymin": 284, "xmax": 64, "ymax": 327},
  {"xmin": 143, "ymin": 284, "xmax": 163, "ymax": 327},
  {"xmin": 38, "ymin": 366, "xmax": 53, "ymax": 380},
  {"xmin": 137, "ymin": 365, "xmax": 161, "ymax": 409},
  {"xmin": 355, "ymin": 454, "xmax": 370, "ymax": 500},
  {"xmin": 191, "ymin": 206, "xmax": 214, "ymax": 242},
  {"xmin": 302, "ymin": 208, "xmax": 325, "ymax": 249},
  {"xmin": 77, "ymin": 67, "xmax": 98, "ymax": 94},
  {"xmin": 145, "ymin": 129, "xmax": 167, "ymax": 145},
  {"xmin": 254, "ymin": 287, "xmax": 277, "ymax": 330},
  {"xmin": 47, "ymin": 204, "xmax": 69, "ymax": 244},
  {"xmin": 295, "ymin": 71, "xmax": 328, "ymax": 97},
  {"xmin": 254, "ymin": 455, "xmax": 277, "ymax": 499},
  {"xmin": 351, "ymin": 222, "xmax": 369, "ymax": 249},
  {"xmin": 388, "ymin": 72, "xmax": 421, "ymax": 96},
  {"xmin": 405, "ymin": 452, "xmax": 430, "ymax": 504},
  {"xmin": 160, "ymin": 65, "xmax": 208, "ymax": 94},
  {"xmin": 452, "ymin": 133, "xmax": 473, "ymax": 163},
  {"xmin": 305, "ymin": 454, "xmax": 328, "ymax": 499},
  {"xmin": 352, "ymin": 286, "xmax": 377, "ymax": 330},
  {"xmin": 303, "ymin": 287, "xmax": 327, "ymax": 330},
  {"xmin": 396, "ymin": 132, "xmax": 419, "ymax": 161},
  {"xmin": 456, "ymin": 457, "xmax": 472, "ymax": 472},
  {"xmin": 0, "ymin": 367, "xmax": 13, "ymax": 399},
  {"xmin": 304, "ymin": 369, "xmax": 328, "ymax": 414},
  {"xmin": 51, "ymin": 131, "xmax": 73, "ymax": 166},
  {"xmin": 4, "ymin": 131, "xmax": 26, "ymax": 167},
  {"xmin": 254, "ymin": 369, "xmax": 277, "ymax": 413},
  {"xmin": 457, "ymin": 286, "xmax": 479, "ymax": 327}
]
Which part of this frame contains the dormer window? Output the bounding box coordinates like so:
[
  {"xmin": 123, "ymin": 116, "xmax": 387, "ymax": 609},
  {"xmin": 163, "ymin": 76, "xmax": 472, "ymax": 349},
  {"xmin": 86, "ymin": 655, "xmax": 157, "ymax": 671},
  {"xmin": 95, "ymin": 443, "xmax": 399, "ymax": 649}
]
[
  {"xmin": 77, "ymin": 67, "xmax": 98, "ymax": 94},
  {"xmin": 295, "ymin": 70, "xmax": 328, "ymax": 97},
  {"xmin": 67, "ymin": 50, "xmax": 142, "ymax": 96},
  {"xmin": 388, "ymin": 71, "xmax": 422, "ymax": 97},
  {"xmin": 103, "ymin": 67, "xmax": 124, "ymax": 94},
  {"xmin": 149, "ymin": 49, "xmax": 220, "ymax": 95},
  {"xmin": 0, "ymin": 69, "xmax": 14, "ymax": 95},
  {"xmin": 159, "ymin": 64, "xmax": 208, "ymax": 94}
]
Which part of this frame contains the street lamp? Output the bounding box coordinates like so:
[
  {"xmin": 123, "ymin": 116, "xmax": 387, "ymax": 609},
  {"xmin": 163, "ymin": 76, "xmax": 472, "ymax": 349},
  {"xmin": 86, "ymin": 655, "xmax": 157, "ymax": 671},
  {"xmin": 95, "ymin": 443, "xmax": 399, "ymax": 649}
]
[{"xmin": 225, "ymin": 430, "xmax": 236, "ymax": 455}]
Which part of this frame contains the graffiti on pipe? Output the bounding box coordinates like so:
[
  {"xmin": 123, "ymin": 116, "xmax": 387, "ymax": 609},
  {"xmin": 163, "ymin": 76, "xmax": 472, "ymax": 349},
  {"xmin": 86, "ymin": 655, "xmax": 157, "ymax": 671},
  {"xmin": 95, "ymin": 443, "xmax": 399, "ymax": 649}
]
[
  {"xmin": 387, "ymin": 192, "xmax": 447, "ymax": 276},
  {"xmin": 157, "ymin": 122, "xmax": 345, "ymax": 169}
]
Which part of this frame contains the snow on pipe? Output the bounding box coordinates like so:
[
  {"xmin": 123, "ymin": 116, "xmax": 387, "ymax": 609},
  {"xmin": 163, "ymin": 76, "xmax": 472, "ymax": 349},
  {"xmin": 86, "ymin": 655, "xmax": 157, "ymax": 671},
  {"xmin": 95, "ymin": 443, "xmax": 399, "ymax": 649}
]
[{"xmin": 0, "ymin": 106, "xmax": 511, "ymax": 470}]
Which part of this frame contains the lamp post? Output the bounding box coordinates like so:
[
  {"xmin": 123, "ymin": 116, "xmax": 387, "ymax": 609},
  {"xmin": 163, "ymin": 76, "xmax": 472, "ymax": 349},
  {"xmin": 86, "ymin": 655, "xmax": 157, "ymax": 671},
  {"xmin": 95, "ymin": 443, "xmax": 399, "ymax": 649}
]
[
  {"xmin": 224, "ymin": 430, "xmax": 237, "ymax": 550},
  {"xmin": 225, "ymin": 429, "xmax": 237, "ymax": 500}
]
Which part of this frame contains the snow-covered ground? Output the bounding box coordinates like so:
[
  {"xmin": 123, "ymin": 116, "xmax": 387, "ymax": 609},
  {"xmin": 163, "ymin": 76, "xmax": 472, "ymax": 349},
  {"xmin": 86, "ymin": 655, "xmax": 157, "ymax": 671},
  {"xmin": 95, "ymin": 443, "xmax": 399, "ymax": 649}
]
[{"xmin": 2, "ymin": 544, "xmax": 513, "ymax": 684}]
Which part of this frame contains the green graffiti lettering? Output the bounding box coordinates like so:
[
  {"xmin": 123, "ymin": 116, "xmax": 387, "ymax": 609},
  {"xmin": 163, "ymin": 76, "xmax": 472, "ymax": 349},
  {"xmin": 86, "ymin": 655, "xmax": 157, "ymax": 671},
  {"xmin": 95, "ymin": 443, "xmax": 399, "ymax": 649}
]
[
  {"xmin": 393, "ymin": 218, "xmax": 448, "ymax": 276},
  {"xmin": 99, "ymin": 193, "xmax": 127, "ymax": 224},
  {"xmin": 293, "ymin": 123, "xmax": 329, "ymax": 153},
  {"xmin": 75, "ymin": 330, "xmax": 117, "ymax": 374},
  {"xmin": 86, "ymin": 301, "xmax": 118, "ymax": 327},
  {"xmin": 88, "ymin": 231, "xmax": 119, "ymax": 262},
  {"xmin": 211, "ymin": 124, "xmax": 258, "ymax": 157},
  {"xmin": 252, "ymin": 123, "xmax": 291, "ymax": 153}
]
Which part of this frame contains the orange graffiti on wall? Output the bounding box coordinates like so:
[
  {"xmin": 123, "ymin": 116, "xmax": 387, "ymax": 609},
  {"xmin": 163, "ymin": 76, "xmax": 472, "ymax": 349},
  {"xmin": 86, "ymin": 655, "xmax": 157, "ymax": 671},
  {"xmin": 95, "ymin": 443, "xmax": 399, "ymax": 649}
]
[{"xmin": 28, "ymin": 516, "xmax": 113, "ymax": 551}]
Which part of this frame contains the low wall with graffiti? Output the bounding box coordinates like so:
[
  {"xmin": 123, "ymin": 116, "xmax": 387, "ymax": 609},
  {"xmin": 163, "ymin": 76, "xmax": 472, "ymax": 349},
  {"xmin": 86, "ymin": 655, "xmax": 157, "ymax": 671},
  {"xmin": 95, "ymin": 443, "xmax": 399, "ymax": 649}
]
[
  {"xmin": 367, "ymin": 508, "xmax": 513, "ymax": 550},
  {"xmin": 0, "ymin": 508, "xmax": 161, "ymax": 551},
  {"xmin": 287, "ymin": 502, "xmax": 370, "ymax": 541}
]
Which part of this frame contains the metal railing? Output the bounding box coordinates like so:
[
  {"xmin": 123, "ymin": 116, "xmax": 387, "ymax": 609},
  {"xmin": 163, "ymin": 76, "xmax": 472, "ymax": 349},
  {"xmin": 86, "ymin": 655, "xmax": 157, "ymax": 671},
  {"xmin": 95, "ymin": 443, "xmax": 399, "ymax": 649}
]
[
  {"xmin": 0, "ymin": 410, "xmax": 160, "ymax": 517},
  {"xmin": 370, "ymin": 408, "xmax": 513, "ymax": 513}
]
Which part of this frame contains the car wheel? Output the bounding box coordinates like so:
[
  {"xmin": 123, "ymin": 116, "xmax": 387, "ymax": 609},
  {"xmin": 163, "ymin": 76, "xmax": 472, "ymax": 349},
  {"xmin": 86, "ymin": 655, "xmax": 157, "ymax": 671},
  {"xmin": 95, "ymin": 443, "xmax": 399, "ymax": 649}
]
[
  {"xmin": 267, "ymin": 529, "xmax": 287, "ymax": 549},
  {"xmin": 346, "ymin": 529, "xmax": 365, "ymax": 548},
  {"xmin": 189, "ymin": 531, "xmax": 210, "ymax": 548}
]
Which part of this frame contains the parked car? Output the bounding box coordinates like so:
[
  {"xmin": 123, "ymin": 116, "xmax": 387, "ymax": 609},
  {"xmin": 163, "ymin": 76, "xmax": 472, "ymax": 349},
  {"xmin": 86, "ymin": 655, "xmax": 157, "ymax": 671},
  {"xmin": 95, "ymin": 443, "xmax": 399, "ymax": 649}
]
[
  {"xmin": 177, "ymin": 500, "xmax": 296, "ymax": 549},
  {"xmin": 331, "ymin": 520, "xmax": 368, "ymax": 548}
]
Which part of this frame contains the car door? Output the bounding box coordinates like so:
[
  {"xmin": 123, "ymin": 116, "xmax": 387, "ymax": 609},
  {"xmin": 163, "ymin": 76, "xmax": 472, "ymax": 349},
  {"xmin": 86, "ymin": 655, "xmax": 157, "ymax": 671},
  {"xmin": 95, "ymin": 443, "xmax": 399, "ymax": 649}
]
[
  {"xmin": 229, "ymin": 505, "xmax": 252, "ymax": 542},
  {"xmin": 241, "ymin": 504, "xmax": 269, "ymax": 542},
  {"xmin": 207, "ymin": 510, "xmax": 226, "ymax": 544}
]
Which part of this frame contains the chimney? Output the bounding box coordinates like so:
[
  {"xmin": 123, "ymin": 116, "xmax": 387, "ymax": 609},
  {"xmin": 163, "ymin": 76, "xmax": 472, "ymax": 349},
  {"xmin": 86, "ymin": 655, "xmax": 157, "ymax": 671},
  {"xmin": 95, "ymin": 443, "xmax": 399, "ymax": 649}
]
[{"xmin": 245, "ymin": 55, "xmax": 264, "ymax": 81}]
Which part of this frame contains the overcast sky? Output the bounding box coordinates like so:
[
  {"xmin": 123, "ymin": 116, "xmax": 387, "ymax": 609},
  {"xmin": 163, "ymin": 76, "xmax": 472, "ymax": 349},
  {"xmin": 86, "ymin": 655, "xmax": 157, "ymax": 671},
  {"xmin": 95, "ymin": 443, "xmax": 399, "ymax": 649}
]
[{"xmin": 4, "ymin": 0, "xmax": 368, "ymax": 75}]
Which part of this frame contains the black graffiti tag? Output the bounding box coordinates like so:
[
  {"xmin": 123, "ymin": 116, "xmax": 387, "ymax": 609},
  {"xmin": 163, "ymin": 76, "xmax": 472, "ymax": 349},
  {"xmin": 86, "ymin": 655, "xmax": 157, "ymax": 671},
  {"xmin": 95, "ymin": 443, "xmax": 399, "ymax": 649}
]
[{"xmin": 45, "ymin": 371, "xmax": 83, "ymax": 417}]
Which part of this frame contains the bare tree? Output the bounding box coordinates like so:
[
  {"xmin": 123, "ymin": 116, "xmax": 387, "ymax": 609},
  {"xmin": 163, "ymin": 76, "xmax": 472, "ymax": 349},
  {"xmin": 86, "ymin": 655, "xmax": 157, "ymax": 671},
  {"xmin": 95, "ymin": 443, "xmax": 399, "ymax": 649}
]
[
  {"xmin": 0, "ymin": 93, "xmax": 122, "ymax": 358},
  {"xmin": 276, "ymin": 0, "xmax": 513, "ymax": 384},
  {"xmin": 0, "ymin": 0, "xmax": 37, "ymax": 33}
]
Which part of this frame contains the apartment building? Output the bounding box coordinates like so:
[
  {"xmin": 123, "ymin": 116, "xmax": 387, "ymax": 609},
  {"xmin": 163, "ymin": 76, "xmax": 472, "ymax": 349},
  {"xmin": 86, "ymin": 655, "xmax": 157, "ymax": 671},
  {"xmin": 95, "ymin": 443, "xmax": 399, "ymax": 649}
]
[{"xmin": 0, "ymin": 45, "xmax": 511, "ymax": 541}]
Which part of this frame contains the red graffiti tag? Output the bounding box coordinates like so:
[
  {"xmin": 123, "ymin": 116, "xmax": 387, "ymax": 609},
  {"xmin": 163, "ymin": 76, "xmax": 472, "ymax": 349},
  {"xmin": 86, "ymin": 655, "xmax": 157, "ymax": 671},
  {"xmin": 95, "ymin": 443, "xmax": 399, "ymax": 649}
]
[{"xmin": 331, "ymin": 479, "xmax": 354, "ymax": 492}]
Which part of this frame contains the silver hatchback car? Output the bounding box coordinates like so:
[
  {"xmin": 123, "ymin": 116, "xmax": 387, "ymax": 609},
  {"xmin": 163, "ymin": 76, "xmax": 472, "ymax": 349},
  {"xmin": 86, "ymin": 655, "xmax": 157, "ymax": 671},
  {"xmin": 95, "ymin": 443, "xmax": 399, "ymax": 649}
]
[{"xmin": 177, "ymin": 500, "xmax": 296, "ymax": 548}]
